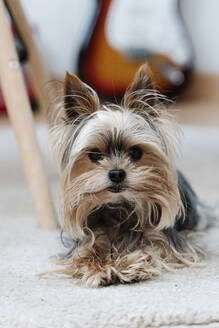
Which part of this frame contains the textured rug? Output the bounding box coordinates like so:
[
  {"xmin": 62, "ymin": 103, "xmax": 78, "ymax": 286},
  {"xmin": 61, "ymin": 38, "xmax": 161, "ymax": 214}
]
[{"xmin": 0, "ymin": 124, "xmax": 219, "ymax": 328}]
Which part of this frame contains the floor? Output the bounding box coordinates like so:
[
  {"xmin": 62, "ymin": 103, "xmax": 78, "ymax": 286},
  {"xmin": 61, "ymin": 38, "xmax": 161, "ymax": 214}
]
[
  {"xmin": 175, "ymin": 73, "xmax": 219, "ymax": 127},
  {"xmin": 175, "ymin": 101, "xmax": 219, "ymax": 127}
]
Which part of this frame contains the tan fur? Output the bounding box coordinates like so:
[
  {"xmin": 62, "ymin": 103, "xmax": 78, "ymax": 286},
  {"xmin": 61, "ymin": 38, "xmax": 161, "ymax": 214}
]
[{"xmin": 55, "ymin": 228, "xmax": 199, "ymax": 287}]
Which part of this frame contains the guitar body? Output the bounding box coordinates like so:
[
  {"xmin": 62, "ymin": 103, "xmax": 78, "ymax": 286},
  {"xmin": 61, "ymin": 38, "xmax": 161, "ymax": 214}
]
[{"xmin": 78, "ymin": 0, "xmax": 193, "ymax": 100}]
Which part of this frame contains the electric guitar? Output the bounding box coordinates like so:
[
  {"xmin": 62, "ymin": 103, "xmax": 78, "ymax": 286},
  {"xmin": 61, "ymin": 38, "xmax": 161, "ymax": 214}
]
[{"xmin": 78, "ymin": 0, "xmax": 194, "ymax": 100}]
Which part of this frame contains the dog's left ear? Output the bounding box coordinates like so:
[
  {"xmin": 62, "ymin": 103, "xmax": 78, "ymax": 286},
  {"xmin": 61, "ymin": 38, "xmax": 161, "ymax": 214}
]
[
  {"xmin": 123, "ymin": 63, "xmax": 158, "ymax": 115},
  {"xmin": 63, "ymin": 72, "xmax": 100, "ymax": 123}
]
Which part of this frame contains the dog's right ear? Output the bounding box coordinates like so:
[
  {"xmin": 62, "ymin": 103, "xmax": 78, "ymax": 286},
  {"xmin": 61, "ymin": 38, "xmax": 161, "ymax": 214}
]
[
  {"xmin": 64, "ymin": 72, "xmax": 100, "ymax": 123},
  {"xmin": 123, "ymin": 63, "xmax": 159, "ymax": 117}
]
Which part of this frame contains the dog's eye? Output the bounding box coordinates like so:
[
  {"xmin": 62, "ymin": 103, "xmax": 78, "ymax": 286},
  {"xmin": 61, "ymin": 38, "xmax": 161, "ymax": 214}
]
[
  {"xmin": 88, "ymin": 148, "xmax": 102, "ymax": 163},
  {"xmin": 128, "ymin": 146, "xmax": 142, "ymax": 161}
]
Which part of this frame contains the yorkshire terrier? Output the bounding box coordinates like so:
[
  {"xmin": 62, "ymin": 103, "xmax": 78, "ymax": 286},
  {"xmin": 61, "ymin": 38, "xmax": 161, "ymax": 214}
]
[{"xmin": 50, "ymin": 63, "xmax": 212, "ymax": 287}]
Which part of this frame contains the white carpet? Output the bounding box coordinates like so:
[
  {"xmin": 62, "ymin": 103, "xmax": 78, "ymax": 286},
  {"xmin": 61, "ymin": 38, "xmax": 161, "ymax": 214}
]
[{"xmin": 0, "ymin": 124, "xmax": 219, "ymax": 328}]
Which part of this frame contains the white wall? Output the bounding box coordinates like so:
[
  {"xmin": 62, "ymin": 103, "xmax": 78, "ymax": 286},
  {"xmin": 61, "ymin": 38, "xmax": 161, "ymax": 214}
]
[
  {"xmin": 21, "ymin": 0, "xmax": 219, "ymax": 76},
  {"xmin": 181, "ymin": 0, "xmax": 219, "ymax": 74},
  {"xmin": 21, "ymin": 0, "xmax": 96, "ymax": 76}
]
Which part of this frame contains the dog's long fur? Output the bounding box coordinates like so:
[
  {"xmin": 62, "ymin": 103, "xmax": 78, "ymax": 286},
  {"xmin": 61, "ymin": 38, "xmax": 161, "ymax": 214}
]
[{"xmin": 50, "ymin": 64, "xmax": 211, "ymax": 287}]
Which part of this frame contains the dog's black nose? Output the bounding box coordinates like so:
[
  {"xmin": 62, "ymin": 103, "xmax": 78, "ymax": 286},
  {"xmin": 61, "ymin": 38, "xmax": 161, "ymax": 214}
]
[{"xmin": 108, "ymin": 169, "xmax": 126, "ymax": 183}]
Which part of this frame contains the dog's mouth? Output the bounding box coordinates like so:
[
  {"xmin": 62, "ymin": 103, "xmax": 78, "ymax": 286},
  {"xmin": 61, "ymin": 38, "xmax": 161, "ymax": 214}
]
[
  {"xmin": 108, "ymin": 184, "xmax": 125, "ymax": 193},
  {"xmin": 108, "ymin": 185, "xmax": 145, "ymax": 194}
]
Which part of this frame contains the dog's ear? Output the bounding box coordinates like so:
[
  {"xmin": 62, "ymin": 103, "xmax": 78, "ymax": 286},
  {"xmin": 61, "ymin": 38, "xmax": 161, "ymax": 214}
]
[
  {"xmin": 123, "ymin": 63, "xmax": 159, "ymax": 116},
  {"xmin": 63, "ymin": 72, "xmax": 99, "ymax": 123}
]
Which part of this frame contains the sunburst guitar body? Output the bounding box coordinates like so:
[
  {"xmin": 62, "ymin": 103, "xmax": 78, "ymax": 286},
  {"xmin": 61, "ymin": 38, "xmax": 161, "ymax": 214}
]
[{"xmin": 78, "ymin": 0, "xmax": 193, "ymax": 100}]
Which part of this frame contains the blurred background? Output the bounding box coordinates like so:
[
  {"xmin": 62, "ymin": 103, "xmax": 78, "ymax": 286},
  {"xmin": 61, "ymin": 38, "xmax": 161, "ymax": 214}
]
[{"xmin": 0, "ymin": 0, "xmax": 219, "ymax": 125}]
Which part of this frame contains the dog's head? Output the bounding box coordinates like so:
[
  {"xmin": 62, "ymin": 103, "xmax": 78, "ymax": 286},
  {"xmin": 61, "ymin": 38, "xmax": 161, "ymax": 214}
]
[{"xmin": 51, "ymin": 64, "xmax": 182, "ymax": 238}]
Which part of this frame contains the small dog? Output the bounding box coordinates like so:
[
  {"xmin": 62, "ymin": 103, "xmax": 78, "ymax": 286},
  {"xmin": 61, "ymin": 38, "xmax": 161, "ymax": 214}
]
[{"xmin": 51, "ymin": 63, "xmax": 211, "ymax": 287}]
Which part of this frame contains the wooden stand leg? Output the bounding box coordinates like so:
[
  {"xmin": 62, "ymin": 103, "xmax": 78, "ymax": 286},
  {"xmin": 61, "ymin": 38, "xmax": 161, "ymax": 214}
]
[
  {"xmin": 0, "ymin": 0, "xmax": 57, "ymax": 229},
  {"xmin": 5, "ymin": 0, "xmax": 52, "ymax": 116}
]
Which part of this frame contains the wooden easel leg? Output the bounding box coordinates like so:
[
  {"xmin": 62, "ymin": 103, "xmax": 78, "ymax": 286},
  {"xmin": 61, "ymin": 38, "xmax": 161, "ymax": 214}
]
[
  {"xmin": 5, "ymin": 0, "xmax": 52, "ymax": 116},
  {"xmin": 0, "ymin": 0, "xmax": 57, "ymax": 229}
]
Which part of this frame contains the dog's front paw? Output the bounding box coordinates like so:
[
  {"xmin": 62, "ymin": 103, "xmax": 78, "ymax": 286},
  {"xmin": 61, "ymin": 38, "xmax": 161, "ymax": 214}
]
[
  {"xmin": 80, "ymin": 267, "xmax": 113, "ymax": 287},
  {"xmin": 67, "ymin": 256, "xmax": 115, "ymax": 287}
]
